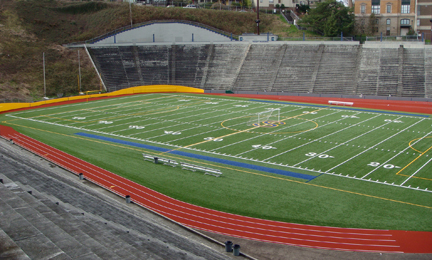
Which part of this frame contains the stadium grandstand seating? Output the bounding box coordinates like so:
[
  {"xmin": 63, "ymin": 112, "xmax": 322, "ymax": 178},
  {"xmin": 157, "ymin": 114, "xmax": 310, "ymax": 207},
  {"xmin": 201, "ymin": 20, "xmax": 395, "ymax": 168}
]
[{"xmin": 87, "ymin": 43, "xmax": 432, "ymax": 98}]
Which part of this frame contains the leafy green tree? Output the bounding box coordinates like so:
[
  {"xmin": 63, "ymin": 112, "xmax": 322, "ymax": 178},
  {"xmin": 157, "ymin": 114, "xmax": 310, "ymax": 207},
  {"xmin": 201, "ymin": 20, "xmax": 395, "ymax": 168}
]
[{"xmin": 298, "ymin": 0, "xmax": 354, "ymax": 37}]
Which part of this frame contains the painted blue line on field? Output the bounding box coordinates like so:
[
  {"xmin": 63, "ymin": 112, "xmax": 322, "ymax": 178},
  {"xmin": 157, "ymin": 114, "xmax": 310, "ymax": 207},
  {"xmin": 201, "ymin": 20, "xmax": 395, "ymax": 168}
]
[
  {"xmin": 249, "ymin": 99, "xmax": 429, "ymax": 118},
  {"xmin": 75, "ymin": 132, "xmax": 316, "ymax": 181}
]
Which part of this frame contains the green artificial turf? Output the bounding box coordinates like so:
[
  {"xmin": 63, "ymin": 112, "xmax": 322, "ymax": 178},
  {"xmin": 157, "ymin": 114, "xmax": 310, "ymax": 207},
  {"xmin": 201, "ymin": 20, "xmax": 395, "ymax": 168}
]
[{"xmin": 2, "ymin": 93, "xmax": 432, "ymax": 231}]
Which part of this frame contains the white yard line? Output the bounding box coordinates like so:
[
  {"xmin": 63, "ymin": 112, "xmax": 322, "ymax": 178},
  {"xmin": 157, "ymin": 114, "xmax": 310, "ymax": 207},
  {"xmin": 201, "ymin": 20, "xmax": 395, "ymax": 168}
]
[
  {"xmin": 262, "ymin": 113, "xmax": 380, "ymax": 162},
  {"xmin": 360, "ymin": 125, "xmax": 432, "ymax": 179},
  {"xmin": 293, "ymin": 117, "xmax": 402, "ymax": 167},
  {"xmin": 230, "ymin": 110, "xmax": 343, "ymax": 155},
  {"xmin": 326, "ymin": 118, "xmax": 426, "ymax": 174},
  {"xmin": 399, "ymin": 157, "xmax": 432, "ymax": 186}
]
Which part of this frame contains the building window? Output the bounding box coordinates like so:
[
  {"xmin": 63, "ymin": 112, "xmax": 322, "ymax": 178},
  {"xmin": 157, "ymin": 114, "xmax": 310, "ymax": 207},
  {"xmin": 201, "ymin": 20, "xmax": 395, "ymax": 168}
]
[
  {"xmin": 361, "ymin": 4, "xmax": 366, "ymax": 13},
  {"xmin": 386, "ymin": 19, "xmax": 391, "ymax": 25},
  {"xmin": 372, "ymin": 5, "xmax": 380, "ymax": 14},
  {"xmin": 401, "ymin": 5, "xmax": 410, "ymax": 13},
  {"xmin": 401, "ymin": 0, "xmax": 410, "ymax": 14},
  {"xmin": 386, "ymin": 4, "xmax": 391, "ymax": 13},
  {"xmin": 400, "ymin": 19, "xmax": 410, "ymax": 25},
  {"xmin": 372, "ymin": 0, "xmax": 380, "ymax": 14},
  {"xmin": 417, "ymin": 19, "xmax": 420, "ymax": 26}
]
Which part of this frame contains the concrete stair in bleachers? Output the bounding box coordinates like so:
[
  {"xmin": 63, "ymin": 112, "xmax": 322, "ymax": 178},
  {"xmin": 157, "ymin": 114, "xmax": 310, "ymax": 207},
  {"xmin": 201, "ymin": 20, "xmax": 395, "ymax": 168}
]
[
  {"xmin": 402, "ymin": 48, "xmax": 425, "ymax": 97},
  {"xmin": 377, "ymin": 48, "xmax": 399, "ymax": 97},
  {"xmin": 313, "ymin": 45, "xmax": 360, "ymax": 95},
  {"xmin": 272, "ymin": 44, "xmax": 322, "ymax": 93},
  {"xmin": 234, "ymin": 44, "xmax": 287, "ymax": 92},
  {"xmin": 356, "ymin": 48, "xmax": 380, "ymax": 96},
  {"xmin": 118, "ymin": 46, "xmax": 144, "ymax": 88},
  {"xmin": 172, "ymin": 44, "xmax": 210, "ymax": 88},
  {"xmin": 89, "ymin": 47, "xmax": 130, "ymax": 92},
  {"xmin": 425, "ymin": 48, "xmax": 432, "ymax": 98},
  {"xmin": 203, "ymin": 44, "xmax": 249, "ymax": 91},
  {"xmin": 136, "ymin": 45, "xmax": 170, "ymax": 86}
]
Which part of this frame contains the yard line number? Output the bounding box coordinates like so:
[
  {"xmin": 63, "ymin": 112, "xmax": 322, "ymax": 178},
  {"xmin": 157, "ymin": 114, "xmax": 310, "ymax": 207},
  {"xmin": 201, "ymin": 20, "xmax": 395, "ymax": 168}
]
[
  {"xmin": 367, "ymin": 162, "xmax": 401, "ymax": 169},
  {"xmin": 305, "ymin": 152, "xmax": 334, "ymax": 159}
]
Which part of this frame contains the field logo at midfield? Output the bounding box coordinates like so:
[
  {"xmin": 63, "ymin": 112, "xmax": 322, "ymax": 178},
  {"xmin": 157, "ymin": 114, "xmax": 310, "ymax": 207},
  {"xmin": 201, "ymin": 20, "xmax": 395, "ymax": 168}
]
[{"xmin": 252, "ymin": 121, "xmax": 286, "ymax": 128}]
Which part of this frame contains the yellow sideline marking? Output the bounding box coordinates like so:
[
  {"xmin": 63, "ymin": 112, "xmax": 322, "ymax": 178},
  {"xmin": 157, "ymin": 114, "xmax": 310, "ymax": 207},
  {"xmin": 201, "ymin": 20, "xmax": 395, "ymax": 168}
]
[
  {"xmin": 395, "ymin": 139, "xmax": 432, "ymax": 181},
  {"xmin": 3, "ymin": 121, "xmax": 432, "ymax": 210}
]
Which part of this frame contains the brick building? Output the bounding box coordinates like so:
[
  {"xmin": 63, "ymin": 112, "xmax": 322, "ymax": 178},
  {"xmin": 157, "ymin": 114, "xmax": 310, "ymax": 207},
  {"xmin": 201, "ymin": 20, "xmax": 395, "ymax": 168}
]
[{"xmin": 355, "ymin": 0, "xmax": 432, "ymax": 36}]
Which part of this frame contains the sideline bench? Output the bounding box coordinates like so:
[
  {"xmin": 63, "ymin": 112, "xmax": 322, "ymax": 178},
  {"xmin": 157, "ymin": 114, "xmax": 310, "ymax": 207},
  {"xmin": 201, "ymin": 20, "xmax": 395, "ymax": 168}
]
[
  {"xmin": 142, "ymin": 153, "xmax": 222, "ymax": 177},
  {"xmin": 181, "ymin": 162, "xmax": 222, "ymax": 177}
]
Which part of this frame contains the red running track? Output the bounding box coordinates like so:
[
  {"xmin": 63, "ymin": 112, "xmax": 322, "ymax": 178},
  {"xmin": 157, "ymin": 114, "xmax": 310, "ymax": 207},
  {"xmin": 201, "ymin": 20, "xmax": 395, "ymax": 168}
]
[{"xmin": 1, "ymin": 125, "xmax": 431, "ymax": 253}]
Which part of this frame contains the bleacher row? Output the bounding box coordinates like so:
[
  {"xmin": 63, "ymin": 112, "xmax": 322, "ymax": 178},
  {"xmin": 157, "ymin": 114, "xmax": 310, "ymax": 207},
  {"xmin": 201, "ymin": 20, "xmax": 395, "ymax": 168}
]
[{"xmin": 88, "ymin": 44, "xmax": 432, "ymax": 98}]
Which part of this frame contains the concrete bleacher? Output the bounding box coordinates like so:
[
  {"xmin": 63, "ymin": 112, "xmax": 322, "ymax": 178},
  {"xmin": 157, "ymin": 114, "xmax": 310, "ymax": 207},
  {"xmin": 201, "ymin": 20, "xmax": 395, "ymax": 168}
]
[
  {"xmin": 203, "ymin": 44, "xmax": 249, "ymax": 91},
  {"xmin": 376, "ymin": 48, "xmax": 400, "ymax": 97},
  {"xmin": 136, "ymin": 45, "xmax": 170, "ymax": 86},
  {"xmin": 313, "ymin": 45, "xmax": 360, "ymax": 95},
  {"xmin": 0, "ymin": 139, "xmax": 231, "ymax": 260},
  {"xmin": 172, "ymin": 44, "xmax": 210, "ymax": 88},
  {"xmin": 272, "ymin": 44, "xmax": 322, "ymax": 93},
  {"xmin": 356, "ymin": 48, "xmax": 380, "ymax": 96},
  {"xmin": 402, "ymin": 48, "xmax": 425, "ymax": 97},
  {"xmin": 87, "ymin": 43, "xmax": 432, "ymax": 99},
  {"xmin": 426, "ymin": 48, "xmax": 432, "ymax": 98},
  {"xmin": 233, "ymin": 44, "xmax": 287, "ymax": 92},
  {"xmin": 89, "ymin": 47, "xmax": 131, "ymax": 92}
]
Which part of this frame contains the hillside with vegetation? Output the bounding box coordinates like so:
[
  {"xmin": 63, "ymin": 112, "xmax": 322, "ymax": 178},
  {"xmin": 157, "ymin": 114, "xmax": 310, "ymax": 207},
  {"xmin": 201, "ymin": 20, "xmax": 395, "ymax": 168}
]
[{"xmin": 0, "ymin": 0, "xmax": 305, "ymax": 101}]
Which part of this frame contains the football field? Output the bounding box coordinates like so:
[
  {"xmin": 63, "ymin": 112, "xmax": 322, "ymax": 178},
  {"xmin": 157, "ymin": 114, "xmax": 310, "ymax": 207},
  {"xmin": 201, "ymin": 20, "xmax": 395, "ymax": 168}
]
[{"xmin": 2, "ymin": 93, "xmax": 432, "ymax": 230}]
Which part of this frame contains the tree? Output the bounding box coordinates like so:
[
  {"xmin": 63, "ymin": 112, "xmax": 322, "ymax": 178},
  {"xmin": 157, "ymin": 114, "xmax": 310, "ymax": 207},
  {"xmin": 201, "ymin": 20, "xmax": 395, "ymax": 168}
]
[{"xmin": 298, "ymin": 0, "xmax": 355, "ymax": 37}]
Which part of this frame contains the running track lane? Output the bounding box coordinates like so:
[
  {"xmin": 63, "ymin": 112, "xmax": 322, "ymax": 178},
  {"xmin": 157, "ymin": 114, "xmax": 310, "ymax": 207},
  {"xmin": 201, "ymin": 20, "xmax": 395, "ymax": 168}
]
[{"xmin": 1, "ymin": 125, "xmax": 431, "ymax": 253}]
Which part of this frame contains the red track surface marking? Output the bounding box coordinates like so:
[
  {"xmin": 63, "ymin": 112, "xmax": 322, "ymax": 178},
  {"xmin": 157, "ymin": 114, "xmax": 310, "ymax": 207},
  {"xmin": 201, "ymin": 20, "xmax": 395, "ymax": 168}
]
[{"xmin": 1, "ymin": 124, "xmax": 431, "ymax": 253}]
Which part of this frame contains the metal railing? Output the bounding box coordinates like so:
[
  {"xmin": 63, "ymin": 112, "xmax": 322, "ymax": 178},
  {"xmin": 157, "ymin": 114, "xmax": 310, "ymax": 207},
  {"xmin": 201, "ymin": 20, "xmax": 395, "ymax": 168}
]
[
  {"xmin": 278, "ymin": 36, "xmax": 354, "ymax": 41},
  {"xmin": 366, "ymin": 35, "xmax": 423, "ymax": 42}
]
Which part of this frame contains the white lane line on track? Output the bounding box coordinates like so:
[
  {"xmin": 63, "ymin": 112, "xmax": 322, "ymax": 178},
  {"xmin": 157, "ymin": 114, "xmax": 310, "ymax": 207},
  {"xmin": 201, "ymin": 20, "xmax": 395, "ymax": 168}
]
[{"xmin": 11, "ymin": 133, "xmax": 396, "ymax": 239}]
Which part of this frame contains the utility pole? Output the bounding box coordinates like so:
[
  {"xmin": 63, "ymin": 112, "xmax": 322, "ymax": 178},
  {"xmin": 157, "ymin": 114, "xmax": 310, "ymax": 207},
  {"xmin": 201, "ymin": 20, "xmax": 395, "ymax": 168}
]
[
  {"xmin": 129, "ymin": 0, "xmax": 133, "ymax": 28},
  {"xmin": 256, "ymin": 0, "xmax": 260, "ymax": 35},
  {"xmin": 78, "ymin": 50, "xmax": 82, "ymax": 93},
  {"xmin": 43, "ymin": 52, "xmax": 46, "ymax": 98}
]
